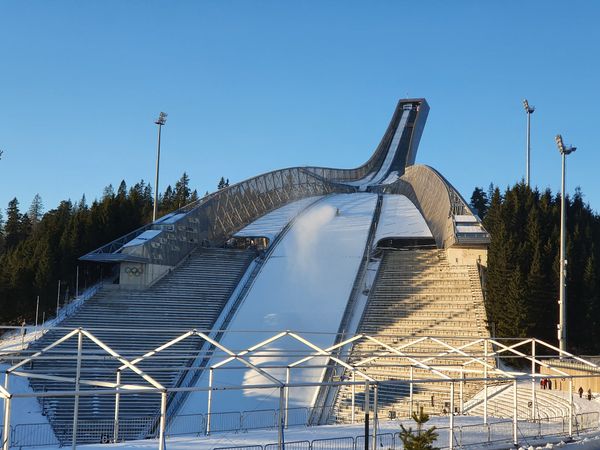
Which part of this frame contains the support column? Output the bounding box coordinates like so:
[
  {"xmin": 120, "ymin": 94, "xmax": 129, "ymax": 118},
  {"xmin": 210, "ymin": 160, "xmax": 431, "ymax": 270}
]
[
  {"xmin": 449, "ymin": 382, "xmax": 455, "ymax": 450},
  {"xmin": 513, "ymin": 378, "xmax": 518, "ymax": 447},
  {"xmin": 113, "ymin": 370, "xmax": 121, "ymax": 443},
  {"xmin": 206, "ymin": 368, "xmax": 214, "ymax": 435},
  {"xmin": 484, "ymin": 340, "xmax": 488, "ymax": 425},
  {"xmin": 278, "ymin": 386, "xmax": 285, "ymax": 450},
  {"xmin": 285, "ymin": 367, "xmax": 290, "ymax": 429},
  {"xmin": 372, "ymin": 384, "xmax": 378, "ymax": 450},
  {"xmin": 158, "ymin": 391, "xmax": 167, "ymax": 450},
  {"xmin": 72, "ymin": 329, "xmax": 83, "ymax": 450},
  {"xmin": 459, "ymin": 370, "xmax": 464, "ymax": 414},
  {"xmin": 351, "ymin": 371, "xmax": 356, "ymax": 424},
  {"xmin": 568, "ymin": 378, "xmax": 573, "ymax": 439},
  {"xmin": 531, "ymin": 340, "xmax": 537, "ymax": 420},
  {"xmin": 364, "ymin": 381, "xmax": 370, "ymax": 450},
  {"xmin": 409, "ymin": 366, "xmax": 414, "ymax": 417},
  {"xmin": 2, "ymin": 374, "xmax": 11, "ymax": 450}
]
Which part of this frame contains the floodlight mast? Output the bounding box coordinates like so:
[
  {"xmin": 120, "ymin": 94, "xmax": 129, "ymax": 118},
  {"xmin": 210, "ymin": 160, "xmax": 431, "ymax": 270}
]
[
  {"xmin": 555, "ymin": 134, "xmax": 576, "ymax": 358},
  {"xmin": 523, "ymin": 100, "xmax": 535, "ymax": 187},
  {"xmin": 153, "ymin": 112, "xmax": 168, "ymax": 222}
]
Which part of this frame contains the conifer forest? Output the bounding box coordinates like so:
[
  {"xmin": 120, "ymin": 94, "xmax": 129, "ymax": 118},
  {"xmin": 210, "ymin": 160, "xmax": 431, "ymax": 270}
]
[{"xmin": 471, "ymin": 183, "xmax": 600, "ymax": 354}]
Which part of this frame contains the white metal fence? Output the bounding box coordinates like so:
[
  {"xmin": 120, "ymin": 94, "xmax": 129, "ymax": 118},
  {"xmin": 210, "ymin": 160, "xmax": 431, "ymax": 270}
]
[{"xmin": 6, "ymin": 411, "xmax": 598, "ymax": 449}]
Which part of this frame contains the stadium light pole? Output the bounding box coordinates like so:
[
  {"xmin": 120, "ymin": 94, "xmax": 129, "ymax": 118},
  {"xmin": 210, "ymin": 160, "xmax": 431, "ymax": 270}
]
[
  {"xmin": 523, "ymin": 99, "xmax": 535, "ymax": 187},
  {"xmin": 152, "ymin": 112, "xmax": 168, "ymax": 222},
  {"xmin": 555, "ymin": 134, "xmax": 576, "ymax": 358}
]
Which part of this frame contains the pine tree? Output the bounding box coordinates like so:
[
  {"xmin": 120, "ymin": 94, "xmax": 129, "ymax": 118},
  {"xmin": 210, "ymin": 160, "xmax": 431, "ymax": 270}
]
[
  {"xmin": 4, "ymin": 198, "xmax": 29, "ymax": 250},
  {"xmin": 28, "ymin": 194, "xmax": 44, "ymax": 230},
  {"xmin": 470, "ymin": 187, "xmax": 488, "ymax": 218},
  {"xmin": 399, "ymin": 406, "xmax": 439, "ymax": 450},
  {"xmin": 174, "ymin": 172, "xmax": 191, "ymax": 208},
  {"xmin": 217, "ymin": 177, "xmax": 226, "ymax": 190}
]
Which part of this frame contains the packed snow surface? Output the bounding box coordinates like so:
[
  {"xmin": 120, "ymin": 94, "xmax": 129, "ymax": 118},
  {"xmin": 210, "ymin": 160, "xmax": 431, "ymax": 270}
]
[
  {"xmin": 373, "ymin": 194, "xmax": 433, "ymax": 247},
  {"xmin": 179, "ymin": 193, "xmax": 377, "ymax": 415},
  {"xmin": 234, "ymin": 196, "xmax": 323, "ymax": 243}
]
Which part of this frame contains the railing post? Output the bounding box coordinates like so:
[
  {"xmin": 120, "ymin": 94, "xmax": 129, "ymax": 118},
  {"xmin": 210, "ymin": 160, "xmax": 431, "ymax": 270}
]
[
  {"xmin": 364, "ymin": 380, "xmax": 370, "ymax": 450},
  {"xmin": 278, "ymin": 386, "xmax": 284, "ymax": 450},
  {"xmin": 513, "ymin": 378, "xmax": 518, "ymax": 447},
  {"xmin": 409, "ymin": 366, "xmax": 414, "ymax": 418},
  {"xmin": 372, "ymin": 384, "xmax": 378, "ymax": 450},
  {"xmin": 72, "ymin": 329, "xmax": 83, "ymax": 450},
  {"xmin": 531, "ymin": 340, "xmax": 537, "ymax": 420},
  {"xmin": 285, "ymin": 367, "xmax": 290, "ymax": 429},
  {"xmin": 206, "ymin": 368, "xmax": 213, "ymax": 435},
  {"xmin": 569, "ymin": 378, "xmax": 573, "ymax": 439},
  {"xmin": 113, "ymin": 370, "xmax": 121, "ymax": 443},
  {"xmin": 483, "ymin": 340, "xmax": 488, "ymax": 425},
  {"xmin": 158, "ymin": 391, "xmax": 167, "ymax": 450},
  {"xmin": 449, "ymin": 382, "xmax": 455, "ymax": 450},
  {"xmin": 459, "ymin": 369, "xmax": 464, "ymax": 414},
  {"xmin": 351, "ymin": 371, "xmax": 356, "ymax": 424},
  {"xmin": 2, "ymin": 373, "xmax": 11, "ymax": 450}
]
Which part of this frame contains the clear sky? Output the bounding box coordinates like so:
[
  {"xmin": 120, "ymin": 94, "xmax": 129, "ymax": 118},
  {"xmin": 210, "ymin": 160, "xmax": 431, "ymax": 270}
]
[{"xmin": 1, "ymin": 1, "xmax": 598, "ymax": 218}]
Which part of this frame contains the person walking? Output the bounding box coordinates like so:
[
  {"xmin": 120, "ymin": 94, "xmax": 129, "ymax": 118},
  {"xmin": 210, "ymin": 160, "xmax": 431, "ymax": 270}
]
[
  {"xmin": 588, "ymin": 389, "xmax": 593, "ymax": 401},
  {"xmin": 548, "ymin": 379, "xmax": 552, "ymax": 390},
  {"xmin": 579, "ymin": 386, "xmax": 584, "ymax": 398}
]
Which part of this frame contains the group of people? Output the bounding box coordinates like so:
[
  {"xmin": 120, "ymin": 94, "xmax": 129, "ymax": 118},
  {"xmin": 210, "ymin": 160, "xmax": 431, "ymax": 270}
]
[
  {"xmin": 578, "ymin": 386, "xmax": 593, "ymax": 401},
  {"xmin": 540, "ymin": 378, "xmax": 553, "ymax": 390}
]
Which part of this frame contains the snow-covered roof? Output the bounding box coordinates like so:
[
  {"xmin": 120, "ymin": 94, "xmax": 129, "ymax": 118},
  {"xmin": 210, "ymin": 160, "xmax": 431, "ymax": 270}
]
[
  {"xmin": 234, "ymin": 196, "xmax": 323, "ymax": 243},
  {"xmin": 156, "ymin": 213, "xmax": 187, "ymax": 225},
  {"xmin": 122, "ymin": 230, "xmax": 162, "ymax": 248},
  {"xmin": 374, "ymin": 194, "xmax": 433, "ymax": 246},
  {"xmin": 456, "ymin": 225, "xmax": 484, "ymax": 234},
  {"xmin": 454, "ymin": 215, "xmax": 478, "ymax": 223}
]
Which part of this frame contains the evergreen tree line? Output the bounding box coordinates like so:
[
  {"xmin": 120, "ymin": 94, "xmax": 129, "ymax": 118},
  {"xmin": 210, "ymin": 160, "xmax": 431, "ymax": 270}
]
[
  {"xmin": 471, "ymin": 183, "xmax": 600, "ymax": 353},
  {"xmin": 0, "ymin": 172, "xmax": 232, "ymax": 326}
]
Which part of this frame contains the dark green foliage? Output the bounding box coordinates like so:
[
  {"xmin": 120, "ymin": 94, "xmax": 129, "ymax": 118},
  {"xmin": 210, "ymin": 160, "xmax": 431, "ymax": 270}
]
[
  {"xmin": 217, "ymin": 177, "xmax": 229, "ymax": 190},
  {"xmin": 399, "ymin": 406, "xmax": 439, "ymax": 450},
  {"xmin": 472, "ymin": 182, "xmax": 600, "ymax": 352},
  {"xmin": 470, "ymin": 187, "xmax": 488, "ymax": 218},
  {"xmin": 0, "ymin": 173, "xmax": 198, "ymax": 325}
]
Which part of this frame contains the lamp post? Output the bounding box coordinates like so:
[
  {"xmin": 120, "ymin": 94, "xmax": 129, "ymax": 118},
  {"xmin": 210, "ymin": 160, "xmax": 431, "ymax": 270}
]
[
  {"xmin": 555, "ymin": 134, "xmax": 576, "ymax": 357},
  {"xmin": 523, "ymin": 100, "xmax": 535, "ymax": 187},
  {"xmin": 153, "ymin": 112, "xmax": 168, "ymax": 222}
]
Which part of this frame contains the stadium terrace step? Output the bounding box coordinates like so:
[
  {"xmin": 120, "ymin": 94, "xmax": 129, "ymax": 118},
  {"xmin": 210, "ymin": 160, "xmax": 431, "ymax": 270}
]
[
  {"xmin": 333, "ymin": 249, "xmax": 490, "ymax": 422},
  {"xmin": 24, "ymin": 247, "xmax": 256, "ymax": 444}
]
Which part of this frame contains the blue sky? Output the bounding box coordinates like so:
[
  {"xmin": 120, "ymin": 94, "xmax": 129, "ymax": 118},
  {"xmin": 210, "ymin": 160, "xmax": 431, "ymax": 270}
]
[{"xmin": 0, "ymin": 1, "xmax": 598, "ymax": 217}]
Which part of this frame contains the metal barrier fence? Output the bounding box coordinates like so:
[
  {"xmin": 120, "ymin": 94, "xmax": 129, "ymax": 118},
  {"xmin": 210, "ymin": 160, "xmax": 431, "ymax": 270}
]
[{"xmin": 211, "ymin": 412, "xmax": 600, "ymax": 450}]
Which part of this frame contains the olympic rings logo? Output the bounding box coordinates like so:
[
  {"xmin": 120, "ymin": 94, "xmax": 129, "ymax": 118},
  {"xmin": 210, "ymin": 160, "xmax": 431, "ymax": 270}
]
[{"xmin": 124, "ymin": 266, "xmax": 144, "ymax": 276}]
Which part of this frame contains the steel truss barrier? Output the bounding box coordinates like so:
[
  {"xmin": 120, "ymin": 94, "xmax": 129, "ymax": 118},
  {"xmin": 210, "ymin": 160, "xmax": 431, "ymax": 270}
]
[{"xmin": 2, "ymin": 329, "xmax": 600, "ymax": 450}]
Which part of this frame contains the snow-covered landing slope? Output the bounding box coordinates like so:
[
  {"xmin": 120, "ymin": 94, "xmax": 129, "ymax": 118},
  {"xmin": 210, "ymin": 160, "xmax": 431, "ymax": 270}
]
[{"xmin": 178, "ymin": 193, "xmax": 377, "ymax": 415}]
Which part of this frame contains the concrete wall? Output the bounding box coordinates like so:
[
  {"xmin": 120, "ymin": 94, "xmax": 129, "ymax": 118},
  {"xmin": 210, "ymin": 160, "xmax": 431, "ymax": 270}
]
[
  {"xmin": 119, "ymin": 262, "xmax": 171, "ymax": 289},
  {"xmin": 446, "ymin": 247, "xmax": 488, "ymax": 267}
]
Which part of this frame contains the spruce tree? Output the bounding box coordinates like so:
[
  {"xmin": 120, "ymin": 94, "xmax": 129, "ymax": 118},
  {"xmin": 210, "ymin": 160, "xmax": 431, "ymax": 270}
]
[
  {"xmin": 399, "ymin": 406, "xmax": 439, "ymax": 450},
  {"xmin": 28, "ymin": 194, "xmax": 44, "ymax": 230}
]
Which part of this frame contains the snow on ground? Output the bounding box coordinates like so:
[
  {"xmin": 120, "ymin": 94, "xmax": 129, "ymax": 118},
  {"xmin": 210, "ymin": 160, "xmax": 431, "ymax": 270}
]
[
  {"xmin": 373, "ymin": 194, "xmax": 433, "ymax": 247},
  {"xmin": 234, "ymin": 196, "xmax": 323, "ymax": 243},
  {"xmin": 0, "ymin": 364, "xmax": 50, "ymax": 427},
  {"xmin": 178, "ymin": 193, "xmax": 377, "ymax": 416}
]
